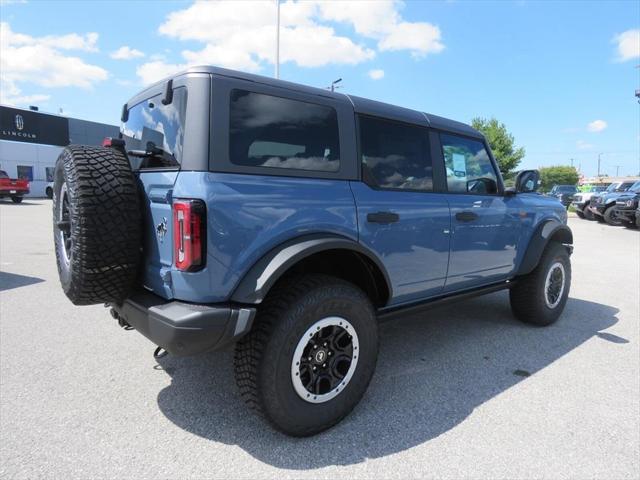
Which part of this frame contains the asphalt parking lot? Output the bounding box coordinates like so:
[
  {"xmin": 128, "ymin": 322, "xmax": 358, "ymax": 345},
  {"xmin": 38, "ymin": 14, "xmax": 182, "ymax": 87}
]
[{"xmin": 1, "ymin": 199, "xmax": 638, "ymax": 479}]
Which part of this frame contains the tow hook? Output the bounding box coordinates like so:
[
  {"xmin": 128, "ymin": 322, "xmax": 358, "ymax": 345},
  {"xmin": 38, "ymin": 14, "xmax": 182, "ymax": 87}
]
[{"xmin": 109, "ymin": 307, "xmax": 134, "ymax": 330}]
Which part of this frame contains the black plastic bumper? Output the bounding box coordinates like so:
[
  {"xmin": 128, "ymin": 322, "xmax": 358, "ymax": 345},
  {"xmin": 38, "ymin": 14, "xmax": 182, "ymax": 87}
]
[{"xmin": 112, "ymin": 291, "xmax": 256, "ymax": 356}]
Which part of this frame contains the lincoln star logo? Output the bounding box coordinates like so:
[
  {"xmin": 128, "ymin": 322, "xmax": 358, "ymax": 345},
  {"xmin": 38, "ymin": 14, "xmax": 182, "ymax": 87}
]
[{"xmin": 15, "ymin": 114, "xmax": 24, "ymax": 131}]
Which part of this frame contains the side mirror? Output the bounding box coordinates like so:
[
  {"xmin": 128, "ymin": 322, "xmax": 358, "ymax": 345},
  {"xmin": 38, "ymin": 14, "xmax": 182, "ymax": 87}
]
[{"xmin": 514, "ymin": 170, "xmax": 540, "ymax": 193}]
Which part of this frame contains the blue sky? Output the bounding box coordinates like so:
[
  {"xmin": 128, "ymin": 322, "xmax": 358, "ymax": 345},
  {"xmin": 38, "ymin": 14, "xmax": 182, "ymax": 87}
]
[{"xmin": 1, "ymin": 0, "xmax": 639, "ymax": 177}]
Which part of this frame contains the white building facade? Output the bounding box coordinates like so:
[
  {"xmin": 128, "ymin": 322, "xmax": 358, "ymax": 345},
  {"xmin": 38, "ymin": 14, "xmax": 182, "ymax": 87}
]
[{"xmin": 0, "ymin": 105, "xmax": 119, "ymax": 197}]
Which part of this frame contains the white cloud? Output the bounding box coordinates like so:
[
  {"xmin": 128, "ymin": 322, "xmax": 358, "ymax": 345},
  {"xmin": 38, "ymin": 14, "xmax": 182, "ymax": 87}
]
[
  {"xmin": 576, "ymin": 140, "xmax": 594, "ymax": 150},
  {"xmin": 138, "ymin": 0, "xmax": 443, "ymax": 85},
  {"xmin": 368, "ymin": 69, "xmax": 385, "ymax": 80},
  {"xmin": 0, "ymin": 22, "xmax": 107, "ymax": 106},
  {"xmin": 136, "ymin": 60, "xmax": 185, "ymax": 86},
  {"xmin": 587, "ymin": 120, "xmax": 607, "ymax": 133},
  {"xmin": 613, "ymin": 29, "xmax": 640, "ymax": 62},
  {"xmin": 110, "ymin": 46, "xmax": 145, "ymax": 60}
]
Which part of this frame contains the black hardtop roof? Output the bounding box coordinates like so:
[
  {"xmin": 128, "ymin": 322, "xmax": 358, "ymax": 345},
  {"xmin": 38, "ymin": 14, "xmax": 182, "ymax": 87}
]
[{"xmin": 129, "ymin": 65, "xmax": 484, "ymax": 139}]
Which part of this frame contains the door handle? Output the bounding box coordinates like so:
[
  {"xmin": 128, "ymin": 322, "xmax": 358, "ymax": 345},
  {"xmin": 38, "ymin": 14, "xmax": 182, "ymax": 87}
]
[
  {"xmin": 455, "ymin": 211, "xmax": 478, "ymax": 222},
  {"xmin": 367, "ymin": 211, "xmax": 400, "ymax": 224}
]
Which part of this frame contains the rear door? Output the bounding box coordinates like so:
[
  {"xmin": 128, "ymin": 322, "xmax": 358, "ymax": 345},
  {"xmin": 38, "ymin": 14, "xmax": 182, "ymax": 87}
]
[
  {"xmin": 437, "ymin": 132, "xmax": 521, "ymax": 291},
  {"xmin": 351, "ymin": 115, "xmax": 450, "ymax": 306},
  {"xmin": 121, "ymin": 86, "xmax": 188, "ymax": 298}
]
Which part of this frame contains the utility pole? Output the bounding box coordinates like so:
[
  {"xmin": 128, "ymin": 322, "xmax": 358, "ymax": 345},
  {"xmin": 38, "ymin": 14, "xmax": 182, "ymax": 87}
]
[
  {"xmin": 614, "ymin": 165, "xmax": 621, "ymax": 177},
  {"xmin": 275, "ymin": 0, "xmax": 280, "ymax": 79},
  {"xmin": 569, "ymin": 158, "xmax": 574, "ymax": 168}
]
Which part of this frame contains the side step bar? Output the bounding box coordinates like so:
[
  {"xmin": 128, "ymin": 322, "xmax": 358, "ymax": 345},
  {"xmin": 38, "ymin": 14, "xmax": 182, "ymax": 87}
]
[{"xmin": 377, "ymin": 281, "xmax": 515, "ymax": 322}]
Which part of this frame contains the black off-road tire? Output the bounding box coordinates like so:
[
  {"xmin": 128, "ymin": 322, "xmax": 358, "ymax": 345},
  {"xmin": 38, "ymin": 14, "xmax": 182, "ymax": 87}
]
[
  {"xmin": 603, "ymin": 206, "xmax": 622, "ymax": 226},
  {"xmin": 234, "ymin": 274, "xmax": 378, "ymax": 437},
  {"xmin": 622, "ymin": 219, "xmax": 637, "ymax": 229},
  {"xmin": 11, "ymin": 196, "xmax": 23, "ymax": 203},
  {"xmin": 510, "ymin": 242, "xmax": 571, "ymax": 326},
  {"xmin": 53, "ymin": 145, "xmax": 142, "ymax": 305},
  {"xmin": 575, "ymin": 210, "xmax": 584, "ymax": 219},
  {"xmin": 582, "ymin": 204, "xmax": 594, "ymax": 220}
]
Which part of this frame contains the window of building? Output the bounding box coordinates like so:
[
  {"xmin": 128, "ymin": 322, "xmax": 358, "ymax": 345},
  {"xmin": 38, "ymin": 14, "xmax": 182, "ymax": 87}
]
[
  {"xmin": 121, "ymin": 87, "xmax": 188, "ymax": 169},
  {"xmin": 17, "ymin": 165, "xmax": 33, "ymax": 181},
  {"xmin": 359, "ymin": 116, "xmax": 432, "ymax": 191},
  {"xmin": 441, "ymin": 133, "xmax": 498, "ymax": 194},
  {"xmin": 229, "ymin": 89, "xmax": 340, "ymax": 173}
]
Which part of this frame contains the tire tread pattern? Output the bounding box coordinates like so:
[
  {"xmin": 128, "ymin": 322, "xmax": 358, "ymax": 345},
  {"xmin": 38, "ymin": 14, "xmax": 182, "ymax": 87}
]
[{"xmin": 53, "ymin": 145, "xmax": 141, "ymax": 305}]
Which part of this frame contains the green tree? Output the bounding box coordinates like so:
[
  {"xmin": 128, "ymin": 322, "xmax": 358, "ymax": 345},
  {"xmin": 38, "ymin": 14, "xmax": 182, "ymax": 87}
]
[
  {"xmin": 471, "ymin": 117, "xmax": 525, "ymax": 178},
  {"xmin": 539, "ymin": 165, "xmax": 580, "ymax": 192}
]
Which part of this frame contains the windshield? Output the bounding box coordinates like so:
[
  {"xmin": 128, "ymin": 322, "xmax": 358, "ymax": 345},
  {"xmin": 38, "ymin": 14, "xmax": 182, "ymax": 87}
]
[
  {"xmin": 628, "ymin": 181, "xmax": 640, "ymax": 193},
  {"xmin": 615, "ymin": 182, "xmax": 634, "ymax": 192},
  {"xmin": 556, "ymin": 185, "xmax": 576, "ymax": 193},
  {"xmin": 605, "ymin": 183, "xmax": 620, "ymax": 192}
]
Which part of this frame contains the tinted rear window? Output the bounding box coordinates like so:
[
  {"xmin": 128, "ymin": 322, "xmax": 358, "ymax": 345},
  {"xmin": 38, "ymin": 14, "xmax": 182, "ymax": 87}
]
[
  {"xmin": 122, "ymin": 87, "xmax": 187, "ymax": 169},
  {"xmin": 229, "ymin": 89, "xmax": 340, "ymax": 173}
]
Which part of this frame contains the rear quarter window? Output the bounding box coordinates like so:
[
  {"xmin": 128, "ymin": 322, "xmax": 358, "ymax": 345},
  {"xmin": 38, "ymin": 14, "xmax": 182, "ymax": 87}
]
[{"xmin": 229, "ymin": 89, "xmax": 340, "ymax": 173}]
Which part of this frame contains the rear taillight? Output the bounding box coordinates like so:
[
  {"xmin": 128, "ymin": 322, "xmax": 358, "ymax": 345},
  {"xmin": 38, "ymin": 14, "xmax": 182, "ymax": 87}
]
[{"xmin": 173, "ymin": 199, "xmax": 206, "ymax": 271}]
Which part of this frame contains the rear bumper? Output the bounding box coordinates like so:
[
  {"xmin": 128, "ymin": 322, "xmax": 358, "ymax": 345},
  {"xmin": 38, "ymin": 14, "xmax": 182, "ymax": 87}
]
[
  {"xmin": 112, "ymin": 290, "xmax": 256, "ymax": 356},
  {"xmin": 0, "ymin": 188, "xmax": 29, "ymax": 196}
]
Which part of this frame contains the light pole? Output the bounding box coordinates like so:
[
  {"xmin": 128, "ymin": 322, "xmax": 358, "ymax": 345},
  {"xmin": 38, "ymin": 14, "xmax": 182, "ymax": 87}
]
[
  {"xmin": 328, "ymin": 78, "xmax": 342, "ymax": 92},
  {"xmin": 597, "ymin": 153, "xmax": 602, "ymax": 178},
  {"xmin": 275, "ymin": 0, "xmax": 280, "ymax": 79},
  {"xmin": 614, "ymin": 165, "xmax": 621, "ymax": 177}
]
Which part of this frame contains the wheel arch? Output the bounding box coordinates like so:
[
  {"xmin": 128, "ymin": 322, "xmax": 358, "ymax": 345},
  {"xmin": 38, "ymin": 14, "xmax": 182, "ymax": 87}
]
[
  {"xmin": 230, "ymin": 234, "xmax": 392, "ymax": 308},
  {"xmin": 517, "ymin": 219, "xmax": 573, "ymax": 276}
]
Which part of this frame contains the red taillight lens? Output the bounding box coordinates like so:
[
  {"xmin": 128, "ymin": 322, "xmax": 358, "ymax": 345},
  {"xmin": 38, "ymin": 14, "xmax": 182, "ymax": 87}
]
[{"xmin": 173, "ymin": 199, "xmax": 205, "ymax": 271}]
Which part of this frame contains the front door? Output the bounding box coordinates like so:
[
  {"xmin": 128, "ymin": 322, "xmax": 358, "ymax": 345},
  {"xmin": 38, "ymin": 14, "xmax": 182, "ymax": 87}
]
[
  {"xmin": 438, "ymin": 132, "xmax": 520, "ymax": 291},
  {"xmin": 351, "ymin": 115, "xmax": 450, "ymax": 306}
]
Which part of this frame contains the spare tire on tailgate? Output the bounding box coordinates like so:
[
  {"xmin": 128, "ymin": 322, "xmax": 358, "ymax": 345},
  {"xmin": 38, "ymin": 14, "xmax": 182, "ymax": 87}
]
[{"xmin": 53, "ymin": 145, "xmax": 142, "ymax": 305}]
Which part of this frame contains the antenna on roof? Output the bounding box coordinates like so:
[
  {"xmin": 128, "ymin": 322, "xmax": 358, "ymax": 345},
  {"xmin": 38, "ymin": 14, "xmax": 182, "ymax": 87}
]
[{"xmin": 327, "ymin": 78, "xmax": 342, "ymax": 92}]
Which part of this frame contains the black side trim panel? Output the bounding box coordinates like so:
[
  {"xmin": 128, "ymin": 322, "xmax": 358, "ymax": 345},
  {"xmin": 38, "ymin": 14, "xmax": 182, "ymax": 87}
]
[
  {"xmin": 517, "ymin": 221, "xmax": 573, "ymax": 276},
  {"xmin": 230, "ymin": 234, "xmax": 392, "ymax": 304}
]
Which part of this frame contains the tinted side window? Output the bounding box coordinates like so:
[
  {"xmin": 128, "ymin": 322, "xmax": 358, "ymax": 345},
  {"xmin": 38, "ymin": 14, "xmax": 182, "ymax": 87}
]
[
  {"xmin": 122, "ymin": 87, "xmax": 188, "ymax": 169},
  {"xmin": 229, "ymin": 90, "xmax": 340, "ymax": 173},
  {"xmin": 359, "ymin": 116, "xmax": 432, "ymax": 191},
  {"xmin": 441, "ymin": 133, "xmax": 498, "ymax": 194}
]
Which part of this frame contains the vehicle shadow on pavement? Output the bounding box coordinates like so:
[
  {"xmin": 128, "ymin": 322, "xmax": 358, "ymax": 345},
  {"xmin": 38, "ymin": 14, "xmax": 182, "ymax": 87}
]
[
  {"xmin": 155, "ymin": 291, "xmax": 621, "ymax": 469},
  {"xmin": 0, "ymin": 271, "xmax": 45, "ymax": 291}
]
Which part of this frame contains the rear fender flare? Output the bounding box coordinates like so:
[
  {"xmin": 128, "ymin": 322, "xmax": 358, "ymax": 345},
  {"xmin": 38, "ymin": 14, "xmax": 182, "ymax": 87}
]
[{"xmin": 230, "ymin": 234, "xmax": 392, "ymax": 305}]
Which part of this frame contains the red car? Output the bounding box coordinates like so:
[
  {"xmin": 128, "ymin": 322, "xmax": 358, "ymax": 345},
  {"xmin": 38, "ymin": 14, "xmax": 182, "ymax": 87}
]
[{"xmin": 0, "ymin": 170, "xmax": 30, "ymax": 203}]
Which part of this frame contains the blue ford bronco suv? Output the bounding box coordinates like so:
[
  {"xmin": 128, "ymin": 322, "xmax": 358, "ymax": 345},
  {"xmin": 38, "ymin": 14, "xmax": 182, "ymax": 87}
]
[{"xmin": 52, "ymin": 66, "xmax": 572, "ymax": 436}]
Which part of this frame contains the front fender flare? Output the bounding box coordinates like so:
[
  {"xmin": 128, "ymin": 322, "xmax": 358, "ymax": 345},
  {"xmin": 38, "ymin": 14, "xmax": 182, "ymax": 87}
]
[
  {"xmin": 230, "ymin": 234, "xmax": 392, "ymax": 305},
  {"xmin": 517, "ymin": 220, "xmax": 573, "ymax": 276}
]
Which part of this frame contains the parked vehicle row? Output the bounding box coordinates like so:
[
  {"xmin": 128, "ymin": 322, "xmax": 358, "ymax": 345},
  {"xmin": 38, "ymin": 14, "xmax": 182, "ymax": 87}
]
[{"xmin": 573, "ymin": 181, "xmax": 640, "ymax": 228}]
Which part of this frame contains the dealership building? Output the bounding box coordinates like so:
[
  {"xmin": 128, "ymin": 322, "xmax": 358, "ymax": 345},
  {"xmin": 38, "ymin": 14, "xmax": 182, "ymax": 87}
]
[{"xmin": 0, "ymin": 105, "xmax": 119, "ymax": 197}]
